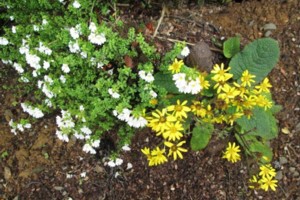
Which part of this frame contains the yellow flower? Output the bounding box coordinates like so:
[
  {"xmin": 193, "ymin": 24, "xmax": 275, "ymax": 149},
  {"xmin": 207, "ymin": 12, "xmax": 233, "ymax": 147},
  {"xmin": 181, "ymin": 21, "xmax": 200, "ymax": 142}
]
[
  {"xmin": 141, "ymin": 147, "xmax": 154, "ymax": 166},
  {"xmin": 249, "ymin": 175, "xmax": 260, "ymax": 190},
  {"xmin": 164, "ymin": 140, "xmax": 188, "ymax": 160},
  {"xmin": 233, "ymin": 82, "xmax": 247, "ymax": 98},
  {"xmin": 241, "ymin": 70, "xmax": 256, "ymax": 87},
  {"xmin": 255, "ymin": 77, "xmax": 272, "ymax": 93},
  {"xmin": 255, "ymin": 95, "xmax": 273, "ymax": 110},
  {"xmin": 211, "ymin": 63, "xmax": 233, "ymax": 82},
  {"xmin": 190, "ymin": 101, "xmax": 207, "ymax": 118},
  {"xmin": 150, "ymin": 147, "xmax": 168, "ymax": 166},
  {"xmin": 163, "ymin": 121, "xmax": 184, "ymax": 141},
  {"xmin": 222, "ymin": 142, "xmax": 241, "ymax": 163},
  {"xmin": 168, "ymin": 58, "xmax": 184, "ymax": 74},
  {"xmin": 259, "ymin": 175, "xmax": 278, "ymax": 191},
  {"xmin": 218, "ymin": 84, "xmax": 240, "ymax": 103},
  {"xmin": 167, "ymin": 100, "xmax": 191, "ymax": 119},
  {"xmin": 149, "ymin": 98, "xmax": 158, "ymax": 105},
  {"xmin": 147, "ymin": 109, "xmax": 176, "ymax": 133},
  {"xmin": 199, "ymin": 74, "xmax": 210, "ymax": 89},
  {"xmin": 225, "ymin": 112, "xmax": 243, "ymax": 126},
  {"xmin": 259, "ymin": 164, "xmax": 276, "ymax": 178}
]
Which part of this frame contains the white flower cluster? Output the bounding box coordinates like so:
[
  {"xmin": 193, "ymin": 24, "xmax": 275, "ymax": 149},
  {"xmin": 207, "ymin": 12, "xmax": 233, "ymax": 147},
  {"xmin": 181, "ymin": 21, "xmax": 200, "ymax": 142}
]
[
  {"xmin": 25, "ymin": 53, "xmax": 41, "ymax": 70},
  {"xmin": 9, "ymin": 119, "xmax": 31, "ymax": 135},
  {"xmin": 107, "ymin": 158, "xmax": 123, "ymax": 168},
  {"xmin": 55, "ymin": 110, "xmax": 75, "ymax": 142},
  {"xmin": 82, "ymin": 139, "xmax": 100, "ymax": 154},
  {"xmin": 37, "ymin": 75, "xmax": 55, "ymax": 99},
  {"xmin": 12, "ymin": 62, "xmax": 24, "ymax": 74},
  {"xmin": 181, "ymin": 46, "xmax": 190, "ymax": 57},
  {"xmin": 69, "ymin": 24, "xmax": 82, "ymax": 40},
  {"xmin": 21, "ymin": 103, "xmax": 44, "ymax": 118},
  {"xmin": 68, "ymin": 41, "xmax": 80, "ymax": 53},
  {"xmin": 138, "ymin": 70, "xmax": 154, "ymax": 83},
  {"xmin": 0, "ymin": 37, "xmax": 9, "ymax": 45},
  {"xmin": 113, "ymin": 108, "xmax": 147, "ymax": 128},
  {"xmin": 37, "ymin": 42, "xmax": 52, "ymax": 55},
  {"xmin": 173, "ymin": 73, "xmax": 202, "ymax": 94},
  {"xmin": 108, "ymin": 88, "xmax": 120, "ymax": 99},
  {"xmin": 88, "ymin": 22, "xmax": 106, "ymax": 45}
]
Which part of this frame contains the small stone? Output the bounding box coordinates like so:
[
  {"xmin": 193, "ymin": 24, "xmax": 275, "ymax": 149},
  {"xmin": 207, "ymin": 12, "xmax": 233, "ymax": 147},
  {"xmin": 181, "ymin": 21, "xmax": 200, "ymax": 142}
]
[
  {"xmin": 264, "ymin": 30, "xmax": 273, "ymax": 37},
  {"xmin": 54, "ymin": 186, "xmax": 64, "ymax": 191},
  {"xmin": 262, "ymin": 23, "xmax": 277, "ymax": 31},
  {"xmin": 94, "ymin": 165, "xmax": 104, "ymax": 173},
  {"xmin": 186, "ymin": 41, "xmax": 213, "ymax": 72},
  {"xmin": 275, "ymin": 170, "xmax": 283, "ymax": 180},
  {"xmin": 279, "ymin": 156, "xmax": 288, "ymax": 165},
  {"xmin": 289, "ymin": 167, "xmax": 296, "ymax": 173},
  {"xmin": 293, "ymin": 171, "xmax": 299, "ymax": 177},
  {"xmin": 4, "ymin": 167, "xmax": 12, "ymax": 181}
]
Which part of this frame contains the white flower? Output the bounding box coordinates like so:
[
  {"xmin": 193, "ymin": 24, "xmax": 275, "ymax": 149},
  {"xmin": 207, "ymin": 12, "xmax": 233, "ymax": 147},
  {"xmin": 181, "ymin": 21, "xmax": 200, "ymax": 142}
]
[
  {"xmin": 115, "ymin": 158, "xmax": 123, "ymax": 166},
  {"xmin": 138, "ymin": 70, "xmax": 154, "ymax": 83},
  {"xmin": 0, "ymin": 37, "xmax": 9, "ymax": 45},
  {"xmin": 97, "ymin": 62, "xmax": 104, "ymax": 69},
  {"xmin": 17, "ymin": 124, "xmax": 24, "ymax": 132},
  {"xmin": 33, "ymin": 25, "xmax": 39, "ymax": 31},
  {"xmin": 73, "ymin": 0, "xmax": 81, "ymax": 8},
  {"xmin": 60, "ymin": 75, "xmax": 66, "ymax": 83},
  {"xmin": 69, "ymin": 27, "xmax": 80, "ymax": 39},
  {"xmin": 66, "ymin": 174, "xmax": 73, "ymax": 179},
  {"xmin": 68, "ymin": 41, "xmax": 80, "ymax": 53},
  {"xmin": 24, "ymin": 123, "xmax": 32, "ymax": 129},
  {"xmin": 122, "ymin": 145, "xmax": 131, "ymax": 151},
  {"xmin": 79, "ymin": 105, "xmax": 84, "ymax": 111},
  {"xmin": 188, "ymin": 78, "xmax": 202, "ymax": 94},
  {"xmin": 44, "ymin": 75, "xmax": 53, "ymax": 84},
  {"xmin": 83, "ymin": 143, "xmax": 96, "ymax": 154},
  {"xmin": 10, "ymin": 16, "xmax": 14, "ymax": 21},
  {"xmin": 19, "ymin": 44, "xmax": 29, "ymax": 55},
  {"xmin": 43, "ymin": 61, "xmax": 50, "ymax": 70},
  {"xmin": 81, "ymin": 51, "xmax": 87, "ymax": 58},
  {"xmin": 127, "ymin": 116, "xmax": 147, "ymax": 128},
  {"xmin": 126, "ymin": 163, "xmax": 133, "ymax": 170},
  {"xmin": 13, "ymin": 62, "xmax": 24, "ymax": 74},
  {"xmin": 181, "ymin": 46, "xmax": 190, "ymax": 57},
  {"xmin": 88, "ymin": 33, "xmax": 106, "ymax": 45},
  {"xmin": 20, "ymin": 76, "xmax": 29, "ymax": 83},
  {"xmin": 12, "ymin": 26, "xmax": 16, "ymax": 33},
  {"xmin": 80, "ymin": 172, "xmax": 86, "ymax": 178},
  {"xmin": 45, "ymin": 99, "xmax": 52, "ymax": 107},
  {"xmin": 91, "ymin": 139, "xmax": 100, "ymax": 148},
  {"xmin": 74, "ymin": 132, "xmax": 84, "ymax": 140},
  {"xmin": 81, "ymin": 126, "xmax": 92, "ymax": 135},
  {"xmin": 117, "ymin": 108, "xmax": 131, "ymax": 122},
  {"xmin": 108, "ymin": 88, "xmax": 120, "ymax": 99},
  {"xmin": 149, "ymin": 90, "xmax": 157, "ymax": 98},
  {"xmin": 32, "ymin": 70, "xmax": 38, "ymax": 77},
  {"xmin": 42, "ymin": 84, "xmax": 54, "ymax": 99},
  {"xmin": 56, "ymin": 130, "xmax": 69, "ymax": 142},
  {"xmin": 37, "ymin": 42, "xmax": 52, "ymax": 55},
  {"xmin": 25, "ymin": 53, "xmax": 41, "ymax": 69},
  {"xmin": 107, "ymin": 160, "xmax": 116, "ymax": 167},
  {"xmin": 62, "ymin": 64, "xmax": 70, "ymax": 73},
  {"xmin": 42, "ymin": 19, "xmax": 48, "ymax": 25},
  {"xmin": 89, "ymin": 22, "xmax": 97, "ymax": 32}
]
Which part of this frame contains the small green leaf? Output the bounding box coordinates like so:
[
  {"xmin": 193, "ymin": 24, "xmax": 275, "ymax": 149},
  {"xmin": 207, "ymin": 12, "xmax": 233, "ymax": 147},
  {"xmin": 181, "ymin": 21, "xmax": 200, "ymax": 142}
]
[
  {"xmin": 223, "ymin": 37, "xmax": 240, "ymax": 58},
  {"xmin": 249, "ymin": 140, "xmax": 273, "ymax": 163},
  {"xmin": 154, "ymin": 72, "xmax": 180, "ymax": 94},
  {"xmin": 229, "ymin": 38, "xmax": 280, "ymax": 84},
  {"xmin": 190, "ymin": 122, "xmax": 214, "ymax": 151}
]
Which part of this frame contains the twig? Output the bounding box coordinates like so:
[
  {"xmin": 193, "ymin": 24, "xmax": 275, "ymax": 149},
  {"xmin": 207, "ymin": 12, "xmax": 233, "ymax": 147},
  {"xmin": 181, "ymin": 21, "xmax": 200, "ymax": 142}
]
[
  {"xmin": 153, "ymin": 4, "xmax": 166, "ymax": 38},
  {"xmin": 154, "ymin": 36, "xmax": 223, "ymax": 53}
]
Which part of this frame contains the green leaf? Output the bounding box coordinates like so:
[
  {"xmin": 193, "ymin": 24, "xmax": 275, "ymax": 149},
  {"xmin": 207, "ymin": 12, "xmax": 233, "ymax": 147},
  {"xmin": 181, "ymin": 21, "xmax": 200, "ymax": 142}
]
[
  {"xmin": 229, "ymin": 38, "xmax": 280, "ymax": 84},
  {"xmin": 154, "ymin": 72, "xmax": 180, "ymax": 94},
  {"xmin": 236, "ymin": 107, "xmax": 278, "ymax": 140},
  {"xmin": 190, "ymin": 122, "xmax": 214, "ymax": 151},
  {"xmin": 249, "ymin": 140, "xmax": 273, "ymax": 163},
  {"xmin": 223, "ymin": 37, "xmax": 240, "ymax": 58}
]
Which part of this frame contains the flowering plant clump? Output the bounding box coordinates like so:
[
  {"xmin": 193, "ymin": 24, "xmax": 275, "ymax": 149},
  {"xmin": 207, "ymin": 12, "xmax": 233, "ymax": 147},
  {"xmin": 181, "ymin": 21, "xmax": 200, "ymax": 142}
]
[{"xmin": 0, "ymin": 1, "xmax": 185, "ymax": 156}]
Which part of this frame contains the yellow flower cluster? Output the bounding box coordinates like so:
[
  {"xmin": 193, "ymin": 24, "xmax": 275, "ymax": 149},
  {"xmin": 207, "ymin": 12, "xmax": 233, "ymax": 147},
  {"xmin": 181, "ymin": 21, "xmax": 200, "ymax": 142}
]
[
  {"xmin": 196, "ymin": 63, "xmax": 273, "ymax": 125},
  {"xmin": 249, "ymin": 164, "xmax": 278, "ymax": 191},
  {"xmin": 141, "ymin": 100, "xmax": 189, "ymax": 166}
]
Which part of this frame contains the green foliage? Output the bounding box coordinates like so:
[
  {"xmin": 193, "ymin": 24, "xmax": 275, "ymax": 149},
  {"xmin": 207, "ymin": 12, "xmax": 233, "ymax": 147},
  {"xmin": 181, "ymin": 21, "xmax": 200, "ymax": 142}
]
[
  {"xmin": 190, "ymin": 122, "xmax": 214, "ymax": 151},
  {"xmin": 229, "ymin": 38, "xmax": 280, "ymax": 84},
  {"xmin": 154, "ymin": 72, "xmax": 179, "ymax": 94},
  {"xmin": 223, "ymin": 36, "xmax": 240, "ymax": 58}
]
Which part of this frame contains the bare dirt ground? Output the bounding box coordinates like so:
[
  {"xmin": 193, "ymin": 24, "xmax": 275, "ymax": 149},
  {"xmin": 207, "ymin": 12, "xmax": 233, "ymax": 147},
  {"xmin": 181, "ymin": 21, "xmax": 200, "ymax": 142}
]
[{"xmin": 0, "ymin": 0, "xmax": 299, "ymax": 199}]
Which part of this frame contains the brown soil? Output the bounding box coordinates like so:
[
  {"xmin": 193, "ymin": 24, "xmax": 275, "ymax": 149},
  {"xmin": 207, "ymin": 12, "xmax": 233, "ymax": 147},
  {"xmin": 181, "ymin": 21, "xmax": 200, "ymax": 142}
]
[{"xmin": 1, "ymin": 0, "xmax": 299, "ymax": 199}]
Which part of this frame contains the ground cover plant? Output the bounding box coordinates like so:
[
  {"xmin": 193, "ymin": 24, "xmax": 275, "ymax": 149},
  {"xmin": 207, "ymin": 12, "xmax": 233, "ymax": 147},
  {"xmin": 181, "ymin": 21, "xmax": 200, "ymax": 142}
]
[{"xmin": 0, "ymin": 0, "xmax": 291, "ymax": 197}]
